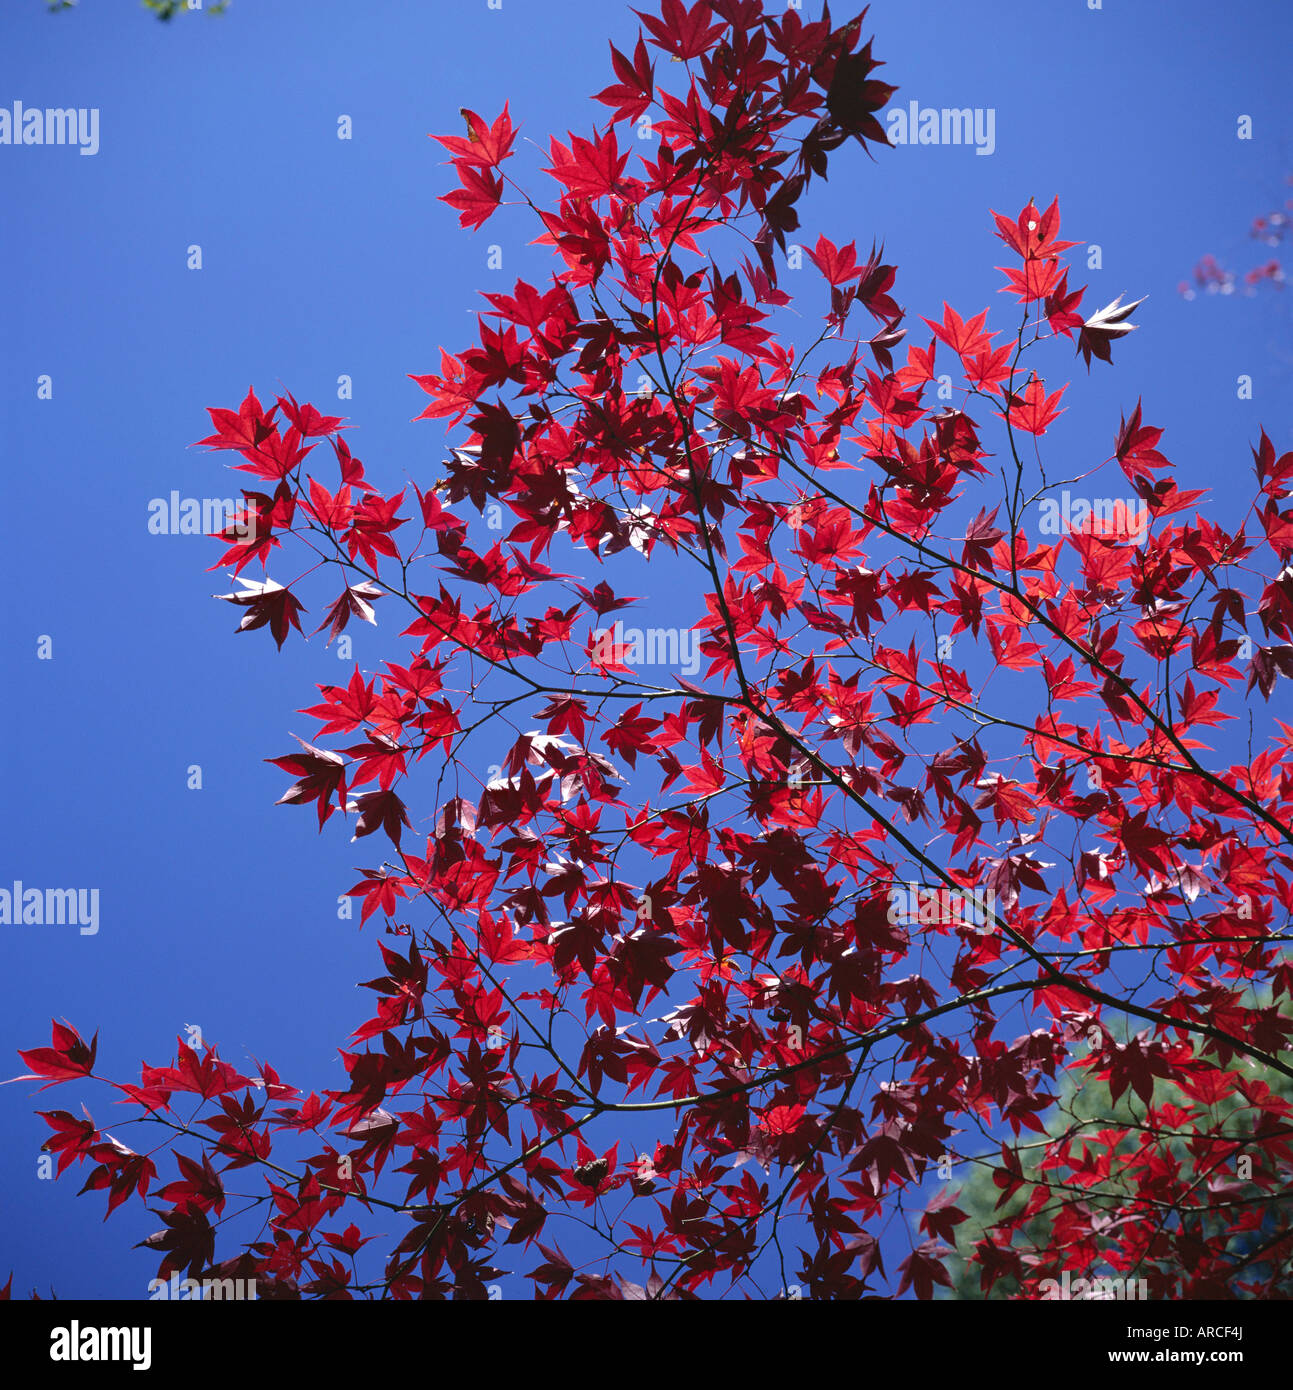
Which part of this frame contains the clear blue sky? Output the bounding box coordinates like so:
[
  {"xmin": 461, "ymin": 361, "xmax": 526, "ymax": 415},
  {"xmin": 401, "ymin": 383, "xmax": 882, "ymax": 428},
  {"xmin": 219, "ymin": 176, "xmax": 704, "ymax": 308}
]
[{"xmin": 1, "ymin": 0, "xmax": 1288, "ymax": 1297}]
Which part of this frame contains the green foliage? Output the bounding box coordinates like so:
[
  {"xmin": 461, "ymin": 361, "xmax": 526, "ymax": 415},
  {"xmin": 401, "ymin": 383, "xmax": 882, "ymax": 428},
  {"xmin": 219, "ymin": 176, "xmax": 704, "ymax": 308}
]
[
  {"xmin": 938, "ymin": 1001, "xmax": 1293, "ymax": 1299},
  {"xmin": 140, "ymin": 0, "xmax": 230, "ymax": 18},
  {"xmin": 45, "ymin": 1, "xmax": 230, "ymax": 18}
]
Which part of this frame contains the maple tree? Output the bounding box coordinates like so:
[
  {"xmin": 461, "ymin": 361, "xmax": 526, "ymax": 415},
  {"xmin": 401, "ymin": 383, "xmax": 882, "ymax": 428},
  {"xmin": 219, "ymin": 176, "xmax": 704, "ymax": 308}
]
[{"xmin": 13, "ymin": 0, "xmax": 1293, "ymax": 1301}]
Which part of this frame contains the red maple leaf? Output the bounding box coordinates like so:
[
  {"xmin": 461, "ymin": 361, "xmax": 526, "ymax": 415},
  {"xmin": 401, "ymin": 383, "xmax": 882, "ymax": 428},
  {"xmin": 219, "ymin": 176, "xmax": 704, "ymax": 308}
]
[
  {"xmin": 11, "ymin": 1021, "xmax": 98, "ymax": 1090},
  {"xmin": 434, "ymin": 104, "xmax": 517, "ymax": 168},
  {"xmin": 595, "ymin": 36, "xmax": 655, "ymax": 124},
  {"xmin": 634, "ymin": 0, "xmax": 723, "ymax": 60},
  {"xmin": 441, "ymin": 163, "xmax": 504, "ymax": 231},
  {"xmin": 1000, "ymin": 375, "xmax": 1065, "ymax": 435},
  {"xmin": 268, "ymin": 734, "xmax": 348, "ymax": 827},
  {"xmin": 214, "ymin": 576, "xmax": 306, "ymax": 649}
]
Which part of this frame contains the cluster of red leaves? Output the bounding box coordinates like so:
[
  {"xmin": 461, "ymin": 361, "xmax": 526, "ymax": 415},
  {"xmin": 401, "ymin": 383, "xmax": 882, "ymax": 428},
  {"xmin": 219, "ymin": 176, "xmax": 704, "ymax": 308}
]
[
  {"xmin": 13, "ymin": 0, "xmax": 1293, "ymax": 1300},
  {"xmin": 1179, "ymin": 184, "xmax": 1289, "ymax": 299}
]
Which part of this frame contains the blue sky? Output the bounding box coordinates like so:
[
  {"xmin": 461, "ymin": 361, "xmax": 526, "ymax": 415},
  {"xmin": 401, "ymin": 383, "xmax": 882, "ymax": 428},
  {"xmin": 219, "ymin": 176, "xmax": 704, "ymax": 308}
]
[{"xmin": 1, "ymin": 0, "xmax": 1289, "ymax": 1298}]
